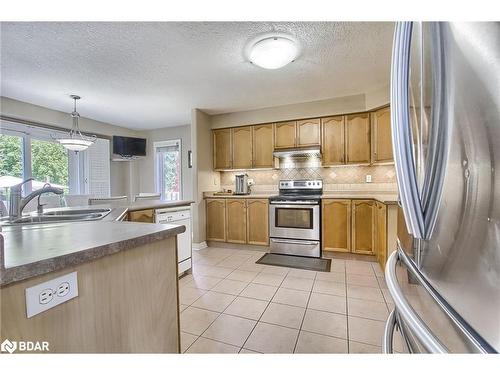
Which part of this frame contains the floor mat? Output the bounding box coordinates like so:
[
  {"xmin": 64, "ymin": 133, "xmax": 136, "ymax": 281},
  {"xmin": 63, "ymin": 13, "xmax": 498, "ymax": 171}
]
[{"xmin": 256, "ymin": 253, "xmax": 331, "ymax": 272}]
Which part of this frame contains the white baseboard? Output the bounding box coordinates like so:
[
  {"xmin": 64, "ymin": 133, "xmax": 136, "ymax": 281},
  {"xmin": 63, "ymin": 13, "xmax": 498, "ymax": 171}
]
[{"xmin": 192, "ymin": 241, "xmax": 208, "ymax": 251}]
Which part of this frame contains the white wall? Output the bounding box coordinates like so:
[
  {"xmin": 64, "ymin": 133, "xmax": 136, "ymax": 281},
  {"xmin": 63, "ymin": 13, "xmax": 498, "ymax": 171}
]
[
  {"xmin": 0, "ymin": 96, "xmax": 142, "ymax": 197},
  {"xmin": 365, "ymin": 84, "xmax": 390, "ymax": 110},
  {"xmin": 210, "ymin": 94, "xmax": 367, "ymax": 129},
  {"xmin": 137, "ymin": 125, "xmax": 192, "ymax": 200},
  {"xmin": 191, "ymin": 109, "xmax": 220, "ymax": 244}
]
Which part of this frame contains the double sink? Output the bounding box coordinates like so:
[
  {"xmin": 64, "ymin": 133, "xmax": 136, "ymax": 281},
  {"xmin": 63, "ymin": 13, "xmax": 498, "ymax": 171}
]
[{"xmin": 0, "ymin": 208, "xmax": 112, "ymax": 226}]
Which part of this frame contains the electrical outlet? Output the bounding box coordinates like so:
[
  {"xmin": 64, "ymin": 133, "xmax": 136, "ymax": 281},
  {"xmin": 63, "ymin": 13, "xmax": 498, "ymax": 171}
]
[
  {"xmin": 366, "ymin": 174, "xmax": 372, "ymax": 183},
  {"xmin": 25, "ymin": 272, "xmax": 78, "ymax": 318}
]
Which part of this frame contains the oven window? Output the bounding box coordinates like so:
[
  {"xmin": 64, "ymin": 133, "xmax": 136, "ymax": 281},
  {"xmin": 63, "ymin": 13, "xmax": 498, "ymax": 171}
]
[{"xmin": 275, "ymin": 207, "xmax": 313, "ymax": 229}]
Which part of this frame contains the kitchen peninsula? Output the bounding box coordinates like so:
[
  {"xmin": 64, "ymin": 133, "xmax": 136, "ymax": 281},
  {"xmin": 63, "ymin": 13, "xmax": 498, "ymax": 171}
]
[{"xmin": 0, "ymin": 200, "xmax": 192, "ymax": 353}]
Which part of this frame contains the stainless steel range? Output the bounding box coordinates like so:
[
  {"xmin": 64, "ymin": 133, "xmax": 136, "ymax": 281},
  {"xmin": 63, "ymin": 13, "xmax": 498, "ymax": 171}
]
[{"xmin": 269, "ymin": 179, "xmax": 322, "ymax": 258}]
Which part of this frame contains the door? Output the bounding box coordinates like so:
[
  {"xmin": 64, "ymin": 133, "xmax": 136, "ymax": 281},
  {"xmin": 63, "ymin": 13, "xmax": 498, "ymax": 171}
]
[
  {"xmin": 297, "ymin": 118, "xmax": 321, "ymax": 147},
  {"xmin": 232, "ymin": 126, "xmax": 252, "ymax": 169},
  {"xmin": 322, "ymin": 199, "xmax": 351, "ymax": 252},
  {"xmin": 375, "ymin": 201, "xmax": 387, "ymax": 269},
  {"xmin": 371, "ymin": 107, "xmax": 393, "ymax": 164},
  {"xmin": 246, "ymin": 199, "xmax": 269, "ymax": 245},
  {"xmin": 213, "ymin": 129, "xmax": 232, "ymax": 170},
  {"xmin": 274, "ymin": 121, "xmax": 296, "ymax": 149},
  {"xmin": 345, "ymin": 113, "xmax": 371, "ymax": 165},
  {"xmin": 252, "ymin": 124, "xmax": 274, "ymax": 168},
  {"xmin": 270, "ymin": 203, "xmax": 319, "ymax": 241},
  {"xmin": 206, "ymin": 199, "xmax": 226, "ymax": 241},
  {"xmin": 352, "ymin": 200, "xmax": 375, "ymax": 255},
  {"xmin": 321, "ymin": 116, "xmax": 345, "ymax": 166},
  {"xmin": 226, "ymin": 199, "xmax": 247, "ymax": 244}
]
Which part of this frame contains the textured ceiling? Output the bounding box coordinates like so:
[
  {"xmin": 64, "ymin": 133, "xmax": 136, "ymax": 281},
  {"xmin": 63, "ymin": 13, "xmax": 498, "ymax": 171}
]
[{"xmin": 0, "ymin": 22, "xmax": 394, "ymax": 130}]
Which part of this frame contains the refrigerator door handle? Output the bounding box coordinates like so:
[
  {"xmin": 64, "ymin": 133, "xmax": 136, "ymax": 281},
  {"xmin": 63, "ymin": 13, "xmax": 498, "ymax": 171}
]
[
  {"xmin": 382, "ymin": 309, "xmax": 398, "ymax": 354},
  {"xmin": 390, "ymin": 21, "xmax": 425, "ymax": 239},
  {"xmin": 385, "ymin": 248, "xmax": 448, "ymax": 353}
]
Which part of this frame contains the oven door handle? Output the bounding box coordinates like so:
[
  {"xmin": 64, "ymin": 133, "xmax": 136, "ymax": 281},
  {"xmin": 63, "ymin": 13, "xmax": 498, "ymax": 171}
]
[
  {"xmin": 270, "ymin": 239, "xmax": 318, "ymax": 246},
  {"xmin": 270, "ymin": 204, "xmax": 318, "ymax": 209}
]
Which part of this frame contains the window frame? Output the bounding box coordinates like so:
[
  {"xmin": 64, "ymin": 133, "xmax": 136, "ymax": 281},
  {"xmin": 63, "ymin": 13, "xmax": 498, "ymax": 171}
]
[
  {"xmin": 0, "ymin": 120, "xmax": 104, "ymax": 195},
  {"xmin": 154, "ymin": 139, "xmax": 182, "ymax": 201}
]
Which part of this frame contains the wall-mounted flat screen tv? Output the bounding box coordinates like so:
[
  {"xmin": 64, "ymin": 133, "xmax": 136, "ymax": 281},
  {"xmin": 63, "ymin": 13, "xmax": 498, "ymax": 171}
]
[{"xmin": 112, "ymin": 136, "xmax": 147, "ymax": 157}]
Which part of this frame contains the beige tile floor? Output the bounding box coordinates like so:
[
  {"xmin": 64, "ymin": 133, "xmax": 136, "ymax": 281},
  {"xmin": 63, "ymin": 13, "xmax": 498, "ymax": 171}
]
[{"xmin": 179, "ymin": 246, "xmax": 406, "ymax": 354}]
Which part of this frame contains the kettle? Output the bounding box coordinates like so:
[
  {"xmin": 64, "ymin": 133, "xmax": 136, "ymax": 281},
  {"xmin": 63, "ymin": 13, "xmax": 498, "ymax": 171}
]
[{"xmin": 234, "ymin": 174, "xmax": 250, "ymax": 195}]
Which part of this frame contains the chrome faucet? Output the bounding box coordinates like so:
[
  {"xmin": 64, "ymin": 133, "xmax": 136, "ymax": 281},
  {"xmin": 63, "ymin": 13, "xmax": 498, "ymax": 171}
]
[{"xmin": 8, "ymin": 178, "xmax": 64, "ymax": 220}]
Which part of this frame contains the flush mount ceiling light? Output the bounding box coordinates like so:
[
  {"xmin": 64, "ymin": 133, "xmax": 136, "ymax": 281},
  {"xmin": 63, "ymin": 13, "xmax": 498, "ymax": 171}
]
[
  {"xmin": 248, "ymin": 36, "xmax": 298, "ymax": 69},
  {"xmin": 53, "ymin": 95, "xmax": 96, "ymax": 152}
]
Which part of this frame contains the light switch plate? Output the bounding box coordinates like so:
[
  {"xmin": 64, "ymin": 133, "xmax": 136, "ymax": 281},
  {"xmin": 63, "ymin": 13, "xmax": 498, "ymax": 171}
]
[
  {"xmin": 366, "ymin": 174, "xmax": 372, "ymax": 183},
  {"xmin": 25, "ymin": 272, "xmax": 78, "ymax": 318}
]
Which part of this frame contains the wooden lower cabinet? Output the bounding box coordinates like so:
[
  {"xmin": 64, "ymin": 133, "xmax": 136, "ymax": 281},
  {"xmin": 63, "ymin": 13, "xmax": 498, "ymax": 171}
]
[
  {"xmin": 206, "ymin": 198, "xmax": 269, "ymax": 246},
  {"xmin": 375, "ymin": 201, "xmax": 387, "ymax": 267},
  {"xmin": 352, "ymin": 200, "xmax": 376, "ymax": 255},
  {"xmin": 322, "ymin": 199, "xmax": 351, "ymax": 252},
  {"xmin": 128, "ymin": 209, "xmax": 155, "ymax": 223},
  {"xmin": 246, "ymin": 199, "xmax": 269, "ymax": 245},
  {"xmin": 206, "ymin": 199, "xmax": 226, "ymax": 242},
  {"xmin": 226, "ymin": 199, "xmax": 247, "ymax": 244}
]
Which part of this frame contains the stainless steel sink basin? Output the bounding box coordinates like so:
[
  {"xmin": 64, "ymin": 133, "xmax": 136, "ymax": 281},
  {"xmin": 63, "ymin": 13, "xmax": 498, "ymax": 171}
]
[{"xmin": 0, "ymin": 208, "xmax": 112, "ymax": 226}]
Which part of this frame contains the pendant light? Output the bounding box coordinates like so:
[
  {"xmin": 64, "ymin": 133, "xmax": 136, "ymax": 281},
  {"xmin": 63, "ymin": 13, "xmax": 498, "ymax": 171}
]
[{"xmin": 53, "ymin": 95, "xmax": 96, "ymax": 152}]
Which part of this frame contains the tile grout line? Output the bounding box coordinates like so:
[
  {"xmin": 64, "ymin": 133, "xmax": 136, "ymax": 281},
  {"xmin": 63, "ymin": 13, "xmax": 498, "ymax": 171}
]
[
  {"xmin": 239, "ymin": 266, "xmax": 292, "ymax": 353},
  {"xmin": 292, "ymin": 271, "xmax": 315, "ymax": 353}
]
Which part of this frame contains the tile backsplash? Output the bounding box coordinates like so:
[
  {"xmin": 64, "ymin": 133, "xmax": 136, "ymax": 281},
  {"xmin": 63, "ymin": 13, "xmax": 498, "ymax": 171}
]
[{"xmin": 220, "ymin": 162, "xmax": 397, "ymax": 190}]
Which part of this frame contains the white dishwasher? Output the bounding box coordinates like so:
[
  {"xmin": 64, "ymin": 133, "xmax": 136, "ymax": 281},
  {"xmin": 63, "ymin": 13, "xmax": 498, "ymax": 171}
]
[{"xmin": 155, "ymin": 206, "xmax": 192, "ymax": 275}]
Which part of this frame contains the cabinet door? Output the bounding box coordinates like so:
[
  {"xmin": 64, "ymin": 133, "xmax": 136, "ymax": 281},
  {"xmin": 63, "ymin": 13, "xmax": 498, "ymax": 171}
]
[
  {"xmin": 246, "ymin": 199, "xmax": 269, "ymax": 245},
  {"xmin": 297, "ymin": 118, "xmax": 321, "ymax": 147},
  {"xmin": 371, "ymin": 107, "xmax": 393, "ymax": 164},
  {"xmin": 321, "ymin": 116, "xmax": 345, "ymax": 166},
  {"xmin": 226, "ymin": 199, "xmax": 247, "ymax": 244},
  {"xmin": 128, "ymin": 209, "xmax": 155, "ymax": 223},
  {"xmin": 352, "ymin": 200, "xmax": 375, "ymax": 255},
  {"xmin": 375, "ymin": 201, "xmax": 387, "ymax": 270},
  {"xmin": 345, "ymin": 113, "xmax": 371, "ymax": 165},
  {"xmin": 274, "ymin": 121, "xmax": 296, "ymax": 149},
  {"xmin": 213, "ymin": 129, "xmax": 232, "ymax": 170},
  {"xmin": 206, "ymin": 199, "xmax": 226, "ymax": 242},
  {"xmin": 322, "ymin": 199, "xmax": 351, "ymax": 252},
  {"xmin": 252, "ymin": 124, "xmax": 275, "ymax": 168},
  {"xmin": 232, "ymin": 126, "xmax": 252, "ymax": 169}
]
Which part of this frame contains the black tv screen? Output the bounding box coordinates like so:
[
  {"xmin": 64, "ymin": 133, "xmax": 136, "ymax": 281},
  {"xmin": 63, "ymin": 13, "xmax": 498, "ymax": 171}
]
[{"xmin": 113, "ymin": 136, "xmax": 146, "ymax": 157}]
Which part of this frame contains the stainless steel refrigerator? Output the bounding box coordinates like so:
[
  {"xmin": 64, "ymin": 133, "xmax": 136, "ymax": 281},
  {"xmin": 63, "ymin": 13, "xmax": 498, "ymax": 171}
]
[{"xmin": 384, "ymin": 22, "xmax": 499, "ymax": 353}]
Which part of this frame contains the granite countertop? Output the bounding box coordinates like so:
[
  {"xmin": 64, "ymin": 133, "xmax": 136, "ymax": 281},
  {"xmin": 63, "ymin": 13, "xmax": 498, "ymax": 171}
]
[
  {"xmin": 203, "ymin": 191, "xmax": 398, "ymax": 204},
  {"xmin": 0, "ymin": 200, "xmax": 194, "ymax": 286}
]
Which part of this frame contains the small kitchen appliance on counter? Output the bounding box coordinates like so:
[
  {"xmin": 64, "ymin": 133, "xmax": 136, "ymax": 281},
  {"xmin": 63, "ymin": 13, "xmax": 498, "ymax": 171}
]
[
  {"xmin": 234, "ymin": 173, "xmax": 250, "ymax": 195},
  {"xmin": 269, "ymin": 179, "xmax": 322, "ymax": 258}
]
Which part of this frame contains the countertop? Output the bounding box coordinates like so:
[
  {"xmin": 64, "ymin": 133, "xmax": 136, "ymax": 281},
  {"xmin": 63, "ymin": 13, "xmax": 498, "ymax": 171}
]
[
  {"xmin": 0, "ymin": 200, "xmax": 194, "ymax": 286},
  {"xmin": 203, "ymin": 191, "xmax": 398, "ymax": 204}
]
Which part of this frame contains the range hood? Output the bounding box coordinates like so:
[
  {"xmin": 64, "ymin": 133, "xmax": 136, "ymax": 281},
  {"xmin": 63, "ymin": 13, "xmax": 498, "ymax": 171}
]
[{"xmin": 273, "ymin": 146, "xmax": 321, "ymax": 159}]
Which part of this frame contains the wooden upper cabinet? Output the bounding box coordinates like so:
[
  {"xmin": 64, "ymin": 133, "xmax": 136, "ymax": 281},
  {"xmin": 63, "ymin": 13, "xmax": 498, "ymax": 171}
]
[
  {"xmin": 226, "ymin": 199, "xmax": 247, "ymax": 244},
  {"xmin": 232, "ymin": 126, "xmax": 252, "ymax": 169},
  {"xmin": 252, "ymin": 124, "xmax": 274, "ymax": 168},
  {"xmin": 322, "ymin": 199, "xmax": 351, "ymax": 252},
  {"xmin": 321, "ymin": 116, "xmax": 345, "ymax": 166},
  {"xmin": 371, "ymin": 107, "xmax": 393, "ymax": 164},
  {"xmin": 345, "ymin": 113, "xmax": 371, "ymax": 165},
  {"xmin": 375, "ymin": 201, "xmax": 388, "ymax": 270},
  {"xmin": 297, "ymin": 118, "xmax": 321, "ymax": 147},
  {"xmin": 274, "ymin": 121, "xmax": 296, "ymax": 149},
  {"xmin": 206, "ymin": 199, "xmax": 226, "ymax": 242},
  {"xmin": 352, "ymin": 200, "xmax": 375, "ymax": 255},
  {"xmin": 213, "ymin": 128, "xmax": 232, "ymax": 170},
  {"xmin": 246, "ymin": 199, "xmax": 269, "ymax": 245}
]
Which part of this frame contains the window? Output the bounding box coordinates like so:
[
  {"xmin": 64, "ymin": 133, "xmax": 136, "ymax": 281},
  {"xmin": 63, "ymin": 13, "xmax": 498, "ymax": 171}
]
[
  {"xmin": 0, "ymin": 121, "xmax": 111, "ymax": 210},
  {"xmin": 155, "ymin": 139, "xmax": 182, "ymax": 201}
]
